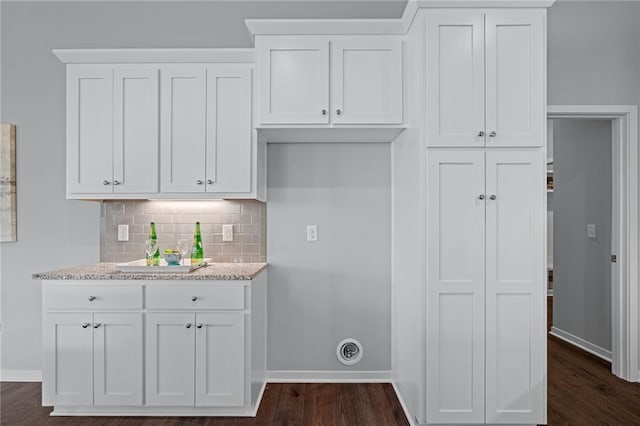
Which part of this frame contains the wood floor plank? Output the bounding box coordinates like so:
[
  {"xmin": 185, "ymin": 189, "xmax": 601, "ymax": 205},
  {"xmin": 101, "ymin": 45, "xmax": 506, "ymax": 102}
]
[
  {"xmin": 272, "ymin": 383, "xmax": 306, "ymax": 426},
  {"xmin": 301, "ymin": 382, "xmax": 337, "ymax": 426}
]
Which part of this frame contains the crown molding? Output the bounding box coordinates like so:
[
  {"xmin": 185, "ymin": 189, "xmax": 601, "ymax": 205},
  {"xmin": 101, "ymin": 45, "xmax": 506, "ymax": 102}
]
[{"xmin": 52, "ymin": 48, "xmax": 255, "ymax": 64}]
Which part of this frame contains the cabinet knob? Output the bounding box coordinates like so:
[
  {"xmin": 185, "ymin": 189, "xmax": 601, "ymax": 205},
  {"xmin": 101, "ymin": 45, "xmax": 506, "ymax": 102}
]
[
  {"xmin": 93, "ymin": 323, "xmax": 101, "ymax": 329},
  {"xmin": 81, "ymin": 323, "xmax": 90, "ymax": 329},
  {"xmin": 489, "ymin": 131, "xmax": 497, "ymax": 138},
  {"xmin": 185, "ymin": 323, "xmax": 192, "ymax": 329},
  {"xmin": 336, "ymin": 109, "xmax": 342, "ymax": 116},
  {"xmin": 478, "ymin": 194, "xmax": 485, "ymax": 200},
  {"xmin": 102, "ymin": 180, "xmax": 111, "ymax": 185},
  {"xmin": 477, "ymin": 131, "xmax": 485, "ymax": 137},
  {"xmin": 207, "ymin": 179, "xmax": 214, "ymax": 185},
  {"xmin": 196, "ymin": 180, "xmax": 204, "ymax": 185},
  {"xmin": 191, "ymin": 296, "xmax": 198, "ymax": 302},
  {"xmin": 196, "ymin": 323, "xmax": 203, "ymax": 329},
  {"xmin": 321, "ymin": 109, "xmax": 327, "ymax": 116},
  {"xmin": 489, "ymin": 194, "xmax": 497, "ymax": 200},
  {"xmin": 113, "ymin": 180, "xmax": 121, "ymax": 185},
  {"xmin": 88, "ymin": 295, "xmax": 96, "ymax": 301}
]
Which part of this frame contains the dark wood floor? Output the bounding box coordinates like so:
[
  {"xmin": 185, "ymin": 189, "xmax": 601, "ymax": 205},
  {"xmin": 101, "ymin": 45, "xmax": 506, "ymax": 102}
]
[
  {"xmin": 2, "ymin": 300, "xmax": 640, "ymax": 425},
  {"xmin": 0, "ymin": 382, "xmax": 409, "ymax": 426}
]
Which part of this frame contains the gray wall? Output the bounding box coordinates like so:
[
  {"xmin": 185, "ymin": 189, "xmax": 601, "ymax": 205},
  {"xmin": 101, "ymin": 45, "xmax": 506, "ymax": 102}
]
[
  {"xmin": 0, "ymin": 1, "xmax": 404, "ymax": 376},
  {"xmin": 548, "ymin": 1, "xmax": 640, "ymax": 106},
  {"xmin": 267, "ymin": 143, "xmax": 391, "ymax": 371},
  {"xmin": 552, "ymin": 119, "xmax": 612, "ymax": 352}
]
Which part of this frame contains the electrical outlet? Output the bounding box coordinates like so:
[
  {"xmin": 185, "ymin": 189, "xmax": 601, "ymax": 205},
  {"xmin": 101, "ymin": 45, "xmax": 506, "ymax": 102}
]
[
  {"xmin": 222, "ymin": 224, "xmax": 234, "ymax": 242},
  {"xmin": 587, "ymin": 224, "xmax": 597, "ymax": 239},
  {"xmin": 117, "ymin": 224, "xmax": 129, "ymax": 242},
  {"xmin": 306, "ymin": 225, "xmax": 318, "ymax": 242}
]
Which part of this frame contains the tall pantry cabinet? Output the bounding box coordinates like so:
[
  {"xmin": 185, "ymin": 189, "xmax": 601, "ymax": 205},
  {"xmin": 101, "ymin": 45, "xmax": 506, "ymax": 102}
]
[{"xmin": 410, "ymin": 5, "xmax": 548, "ymax": 426}]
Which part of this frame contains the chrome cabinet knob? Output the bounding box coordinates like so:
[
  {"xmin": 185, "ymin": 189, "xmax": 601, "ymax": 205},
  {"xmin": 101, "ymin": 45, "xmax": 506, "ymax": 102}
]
[
  {"xmin": 103, "ymin": 180, "xmax": 111, "ymax": 185},
  {"xmin": 93, "ymin": 323, "xmax": 101, "ymax": 328},
  {"xmin": 489, "ymin": 195, "xmax": 497, "ymax": 200},
  {"xmin": 336, "ymin": 109, "xmax": 342, "ymax": 116},
  {"xmin": 113, "ymin": 180, "xmax": 121, "ymax": 185},
  {"xmin": 196, "ymin": 323, "xmax": 203, "ymax": 329},
  {"xmin": 196, "ymin": 180, "xmax": 204, "ymax": 185},
  {"xmin": 81, "ymin": 323, "xmax": 90, "ymax": 329},
  {"xmin": 191, "ymin": 296, "xmax": 198, "ymax": 302},
  {"xmin": 477, "ymin": 131, "xmax": 485, "ymax": 137},
  {"xmin": 321, "ymin": 109, "xmax": 327, "ymax": 116},
  {"xmin": 185, "ymin": 323, "xmax": 192, "ymax": 329},
  {"xmin": 489, "ymin": 131, "xmax": 497, "ymax": 137},
  {"xmin": 207, "ymin": 179, "xmax": 214, "ymax": 185},
  {"xmin": 88, "ymin": 296, "xmax": 96, "ymax": 301},
  {"xmin": 478, "ymin": 194, "xmax": 485, "ymax": 200}
]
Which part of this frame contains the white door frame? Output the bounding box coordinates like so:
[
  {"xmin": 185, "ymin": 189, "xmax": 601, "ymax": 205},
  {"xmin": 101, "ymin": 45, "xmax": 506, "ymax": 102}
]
[{"xmin": 547, "ymin": 105, "xmax": 639, "ymax": 383}]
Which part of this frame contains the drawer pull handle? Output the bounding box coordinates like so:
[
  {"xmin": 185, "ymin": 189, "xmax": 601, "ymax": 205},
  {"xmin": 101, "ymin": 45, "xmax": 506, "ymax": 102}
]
[
  {"xmin": 93, "ymin": 323, "xmax": 101, "ymax": 329},
  {"xmin": 185, "ymin": 323, "xmax": 192, "ymax": 329},
  {"xmin": 81, "ymin": 323, "xmax": 90, "ymax": 328},
  {"xmin": 196, "ymin": 323, "xmax": 203, "ymax": 329},
  {"xmin": 191, "ymin": 296, "xmax": 198, "ymax": 302},
  {"xmin": 88, "ymin": 296, "xmax": 96, "ymax": 301}
]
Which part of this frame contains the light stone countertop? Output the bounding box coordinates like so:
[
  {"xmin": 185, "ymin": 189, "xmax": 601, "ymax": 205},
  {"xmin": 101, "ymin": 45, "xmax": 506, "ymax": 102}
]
[{"xmin": 33, "ymin": 262, "xmax": 267, "ymax": 281}]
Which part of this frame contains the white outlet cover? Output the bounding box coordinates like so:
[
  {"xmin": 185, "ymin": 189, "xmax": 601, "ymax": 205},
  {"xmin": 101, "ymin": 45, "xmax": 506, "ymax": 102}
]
[
  {"xmin": 306, "ymin": 225, "xmax": 318, "ymax": 242},
  {"xmin": 222, "ymin": 224, "xmax": 234, "ymax": 242},
  {"xmin": 117, "ymin": 224, "xmax": 129, "ymax": 242},
  {"xmin": 587, "ymin": 224, "xmax": 597, "ymax": 239}
]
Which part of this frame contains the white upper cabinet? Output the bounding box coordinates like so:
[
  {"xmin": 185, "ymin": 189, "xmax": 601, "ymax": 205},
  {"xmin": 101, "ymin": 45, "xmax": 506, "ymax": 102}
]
[
  {"xmin": 485, "ymin": 12, "xmax": 544, "ymax": 147},
  {"xmin": 57, "ymin": 49, "xmax": 262, "ymax": 200},
  {"xmin": 258, "ymin": 37, "xmax": 402, "ymax": 126},
  {"xmin": 426, "ymin": 10, "xmax": 544, "ymax": 147},
  {"xmin": 67, "ymin": 67, "xmax": 114, "ymax": 194},
  {"xmin": 160, "ymin": 67, "xmax": 207, "ymax": 193},
  {"xmin": 205, "ymin": 67, "xmax": 252, "ymax": 193},
  {"xmin": 258, "ymin": 39, "xmax": 329, "ymax": 125},
  {"xmin": 67, "ymin": 65, "xmax": 159, "ymax": 195},
  {"xmin": 426, "ymin": 13, "xmax": 485, "ymax": 147},
  {"xmin": 160, "ymin": 65, "xmax": 252, "ymax": 194},
  {"xmin": 113, "ymin": 68, "xmax": 159, "ymax": 194}
]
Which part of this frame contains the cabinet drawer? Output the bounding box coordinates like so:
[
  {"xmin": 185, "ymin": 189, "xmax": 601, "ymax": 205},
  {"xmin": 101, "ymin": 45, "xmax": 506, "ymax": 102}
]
[
  {"xmin": 46, "ymin": 285, "xmax": 143, "ymax": 310},
  {"xmin": 146, "ymin": 285, "xmax": 245, "ymax": 310}
]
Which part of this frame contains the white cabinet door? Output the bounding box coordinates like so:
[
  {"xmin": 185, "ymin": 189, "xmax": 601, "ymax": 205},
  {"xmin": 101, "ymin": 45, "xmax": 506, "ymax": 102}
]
[
  {"xmin": 195, "ymin": 313, "xmax": 245, "ymax": 406},
  {"xmin": 485, "ymin": 12, "xmax": 544, "ymax": 147},
  {"xmin": 43, "ymin": 313, "xmax": 94, "ymax": 406},
  {"xmin": 160, "ymin": 67, "xmax": 207, "ymax": 192},
  {"xmin": 258, "ymin": 39, "xmax": 329, "ymax": 124},
  {"xmin": 426, "ymin": 151, "xmax": 486, "ymax": 424},
  {"xmin": 332, "ymin": 39, "xmax": 402, "ymax": 124},
  {"xmin": 146, "ymin": 312, "xmax": 196, "ymax": 406},
  {"xmin": 206, "ymin": 67, "xmax": 252, "ymax": 193},
  {"xmin": 67, "ymin": 66, "xmax": 114, "ymax": 193},
  {"xmin": 426, "ymin": 13, "xmax": 485, "ymax": 147},
  {"xmin": 93, "ymin": 313, "xmax": 143, "ymax": 406},
  {"xmin": 113, "ymin": 68, "xmax": 159, "ymax": 194},
  {"xmin": 485, "ymin": 151, "xmax": 545, "ymax": 424}
]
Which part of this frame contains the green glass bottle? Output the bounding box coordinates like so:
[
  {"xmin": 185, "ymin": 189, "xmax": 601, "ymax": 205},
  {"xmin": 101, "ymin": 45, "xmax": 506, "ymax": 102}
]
[
  {"xmin": 150, "ymin": 222, "xmax": 160, "ymax": 266},
  {"xmin": 191, "ymin": 222, "xmax": 204, "ymax": 266}
]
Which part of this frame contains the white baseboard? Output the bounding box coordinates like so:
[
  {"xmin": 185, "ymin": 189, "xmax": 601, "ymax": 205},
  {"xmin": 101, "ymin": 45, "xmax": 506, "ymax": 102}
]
[
  {"xmin": 267, "ymin": 370, "xmax": 392, "ymax": 383},
  {"xmin": 550, "ymin": 326, "xmax": 612, "ymax": 362},
  {"xmin": 0, "ymin": 369, "xmax": 42, "ymax": 382},
  {"xmin": 391, "ymin": 381, "xmax": 416, "ymax": 426}
]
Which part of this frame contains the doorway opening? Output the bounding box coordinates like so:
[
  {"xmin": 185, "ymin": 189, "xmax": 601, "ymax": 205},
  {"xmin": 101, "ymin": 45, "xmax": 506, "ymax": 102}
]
[{"xmin": 547, "ymin": 105, "xmax": 638, "ymax": 383}]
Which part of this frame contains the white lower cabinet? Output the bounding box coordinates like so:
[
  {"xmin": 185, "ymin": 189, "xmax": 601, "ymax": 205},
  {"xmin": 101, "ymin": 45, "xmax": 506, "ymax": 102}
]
[
  {"xmin": 41, "ymin": 276, "xmax": 266, "ymax": 416},
  {"xmin": 145, "ymin": 312, "xmax": 244, "ymax": 407},
  {"xmin": 426, "ymin": 150, "xmax": 545, "ymax": 424},
  {"xmin": 43, "ymin": 312, "xmax": 143, "ymax": 406}
]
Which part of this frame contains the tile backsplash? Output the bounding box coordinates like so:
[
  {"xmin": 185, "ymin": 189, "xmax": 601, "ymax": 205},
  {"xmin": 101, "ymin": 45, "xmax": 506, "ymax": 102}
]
[{"xmin": 100, "ymin": 200, "xmax": 266, "ymax": 264}]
